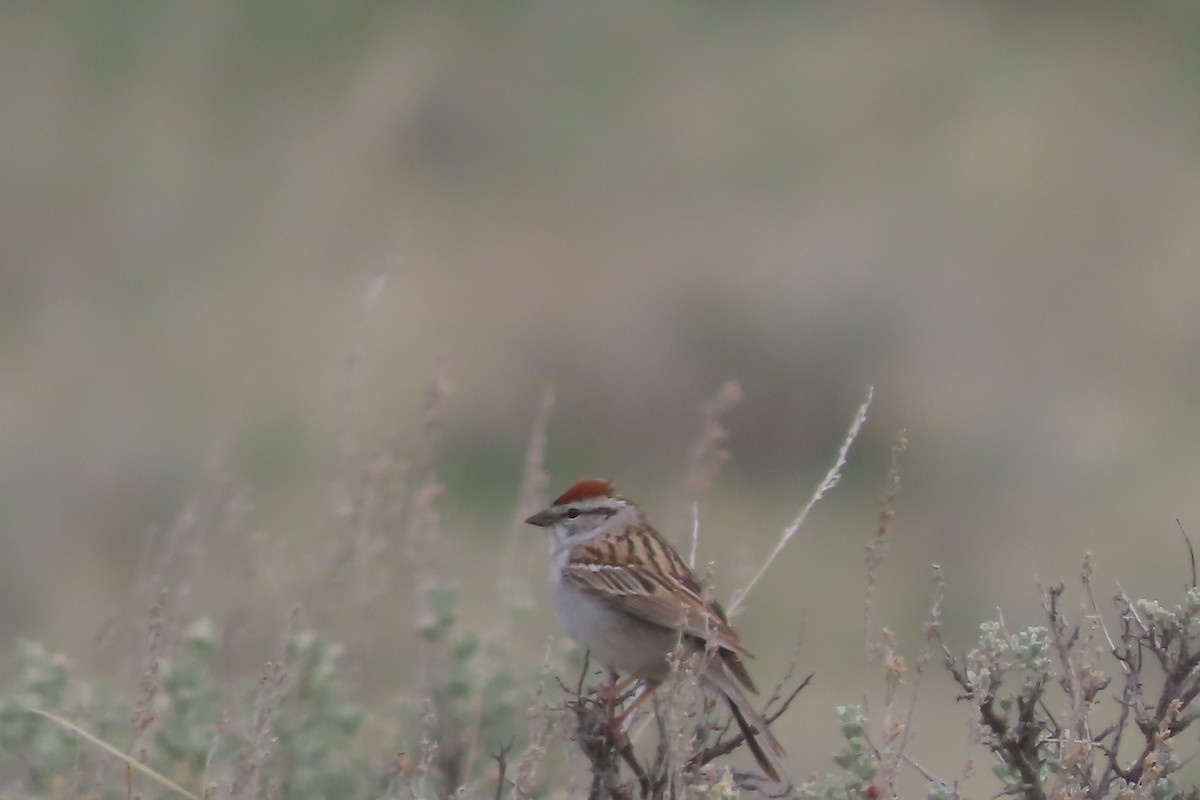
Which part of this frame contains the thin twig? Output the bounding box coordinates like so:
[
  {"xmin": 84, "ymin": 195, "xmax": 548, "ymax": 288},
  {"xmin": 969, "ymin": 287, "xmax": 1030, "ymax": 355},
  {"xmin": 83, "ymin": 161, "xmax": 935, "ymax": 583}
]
[
  {"xmin": 897, "ymin": 751, "xmax": 941, "ymax": 784},
  {"xmin": 491, "ymin": 739, "xmax": 515, "ymax": 800},
  {"xmin": 1116, "ymin": 585, "xmax": 1151, "ymax": 637},
  {"xmin": 1178, "ymin": 519, "xmax": 1197, "ymax": 589},
  {"xmin": 865, "ymin": 429, "xmax": 906, "ymax": 657},
  {"xmin": 688, "ymin": 502, "xmax": 700, "ymax": 570},
  {"xmin": 885, "ymin": 568, "xmax": 946, "ymax": 792},
  {"xmin": 687, "ymin": 674, "xmax": 812, "ymax": 770}
]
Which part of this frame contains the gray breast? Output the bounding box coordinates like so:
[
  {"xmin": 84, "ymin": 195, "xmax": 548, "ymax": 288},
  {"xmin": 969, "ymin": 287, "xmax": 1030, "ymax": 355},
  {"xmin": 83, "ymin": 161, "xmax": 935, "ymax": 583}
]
[{"xmin": 549, "ymin": 576, "xmax": 678, "ymax": 678}]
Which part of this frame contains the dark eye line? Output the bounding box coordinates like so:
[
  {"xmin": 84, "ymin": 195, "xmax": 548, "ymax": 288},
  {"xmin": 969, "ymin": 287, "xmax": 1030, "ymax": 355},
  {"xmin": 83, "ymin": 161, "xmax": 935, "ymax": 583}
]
[{"xmin": 565, "ymin": 507, "xmax": 617, "ymax": 520}]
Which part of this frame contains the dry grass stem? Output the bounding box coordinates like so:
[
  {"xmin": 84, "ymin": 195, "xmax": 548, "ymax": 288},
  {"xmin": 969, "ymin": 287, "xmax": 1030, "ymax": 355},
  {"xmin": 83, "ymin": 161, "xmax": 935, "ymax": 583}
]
[
  {"xmin": 331, "ymin": 273, "xmax": 386, "ymax": 522},
  {"xmin": 865, "ymin": 430, "xmax": 906, "ymax": 657},
  {"xmin": 669, "ymin": 381, "xmax": 742, "ymax": 541},
  {"xmin": 505, "ymin": 644, "xmax": 558, "ymax": 800},
  {"xmin": 502, "ymin": 386, "xmax": 556, "ymax": 578},
  {"xmin": 688, "ymin": 502, "xmax": 700, "ymax": 570},
  {"xmin": 22, "ymin": 707, "xmax": 201, "ymax": 800},
  {"xmin": 728, "ymin": 385, "xmax": 873, "ymax": 617},
  {"xmin": 682, "ymin": 380, "xmax": 743, "ymax": 498},
  {"xmin": 130, "ymin": 586, "xmax": 169, "ymax": 774},
  {"xmin": 229, "ymin": 609, "xmax": 298, "ymax": 800}
]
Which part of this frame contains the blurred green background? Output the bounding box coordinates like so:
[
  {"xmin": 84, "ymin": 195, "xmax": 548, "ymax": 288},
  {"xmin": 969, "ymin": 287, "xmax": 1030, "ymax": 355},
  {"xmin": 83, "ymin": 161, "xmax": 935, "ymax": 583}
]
[{"xmin": 3, "ymin": 0, "xmax": 1200, "ymax": 786}]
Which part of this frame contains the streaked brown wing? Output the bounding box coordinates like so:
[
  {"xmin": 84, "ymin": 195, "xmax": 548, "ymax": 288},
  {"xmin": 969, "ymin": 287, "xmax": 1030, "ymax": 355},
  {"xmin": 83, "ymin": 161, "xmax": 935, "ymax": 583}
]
[{"xmin": 566, "ymin": 525, "xmax": 753, "ymax": 659}]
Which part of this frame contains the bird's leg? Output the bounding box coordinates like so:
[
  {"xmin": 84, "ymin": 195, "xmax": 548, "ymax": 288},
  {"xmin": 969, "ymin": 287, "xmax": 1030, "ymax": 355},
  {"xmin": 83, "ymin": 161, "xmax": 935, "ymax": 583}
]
[
  {"xmin": 592, "ymin": 674, "xmax": 656, "ymax": 737},
  {"xmin": 597, "ymin": 670, "xmax": 621, "ymax": 720},
  {"xmin": 594, "ymin": 671, "xmax": 639, "ymax": 711},
  {"xmin": 611, "ymin": 679, "xmax": 660, "ymax": 732},
  {"xmin": 609, "ymin": 674, "xmax": 640, "ymax": 699}
]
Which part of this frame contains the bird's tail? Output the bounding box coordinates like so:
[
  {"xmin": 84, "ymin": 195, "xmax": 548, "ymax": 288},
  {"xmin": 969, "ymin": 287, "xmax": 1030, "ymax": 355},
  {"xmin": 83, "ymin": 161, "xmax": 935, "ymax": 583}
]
[
  {"xmin": 724, "ymin": 694, "xmax": 783, "ymax": 782},
  {"xmin": 716, "ymin": 671, "xmax": 786, "ymax": 783}
]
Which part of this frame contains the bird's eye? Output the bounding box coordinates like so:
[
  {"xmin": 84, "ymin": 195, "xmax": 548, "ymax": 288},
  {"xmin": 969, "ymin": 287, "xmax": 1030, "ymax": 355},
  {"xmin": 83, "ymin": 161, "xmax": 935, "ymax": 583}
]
[{"xmin": 566, "ymin": 509, "xmax": 581, "ymax": 519}]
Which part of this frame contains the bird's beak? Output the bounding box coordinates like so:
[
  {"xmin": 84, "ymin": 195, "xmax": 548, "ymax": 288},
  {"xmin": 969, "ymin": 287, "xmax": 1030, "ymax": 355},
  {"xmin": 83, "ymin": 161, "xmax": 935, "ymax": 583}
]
[{"xmin": 524, "ymin": 509, "xmax": 554, "ymax": 527}]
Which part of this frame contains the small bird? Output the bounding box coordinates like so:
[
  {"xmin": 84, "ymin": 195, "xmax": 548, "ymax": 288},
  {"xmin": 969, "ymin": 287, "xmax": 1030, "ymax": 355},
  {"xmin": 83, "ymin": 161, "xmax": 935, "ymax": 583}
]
[{"xmin": 525, "ymin": 478, "xmax": 785, "ymax": 781}]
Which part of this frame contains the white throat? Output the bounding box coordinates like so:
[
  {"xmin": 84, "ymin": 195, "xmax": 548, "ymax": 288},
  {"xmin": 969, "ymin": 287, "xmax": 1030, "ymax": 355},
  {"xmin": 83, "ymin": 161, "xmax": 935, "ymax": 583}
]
[{"xmin": 548, "ymin": 504, "xmax": 640, "ymax": 565}]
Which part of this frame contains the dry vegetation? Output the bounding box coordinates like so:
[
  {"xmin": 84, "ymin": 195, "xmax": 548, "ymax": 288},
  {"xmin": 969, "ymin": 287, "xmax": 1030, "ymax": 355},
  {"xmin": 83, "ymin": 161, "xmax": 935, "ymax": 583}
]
[
  {"xmin": 3, "ymin": 4, "xmax": 1199, "ymax": 798},
  {"xmin": 3, "ymin": 373, "xmax": 1200, "ymax": 800}
]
